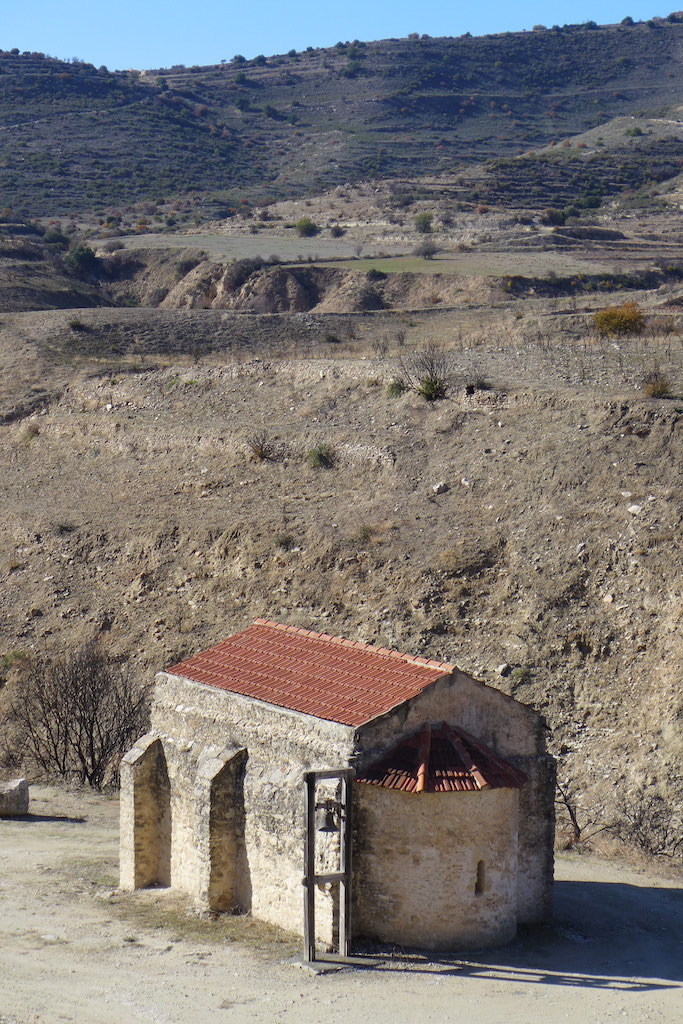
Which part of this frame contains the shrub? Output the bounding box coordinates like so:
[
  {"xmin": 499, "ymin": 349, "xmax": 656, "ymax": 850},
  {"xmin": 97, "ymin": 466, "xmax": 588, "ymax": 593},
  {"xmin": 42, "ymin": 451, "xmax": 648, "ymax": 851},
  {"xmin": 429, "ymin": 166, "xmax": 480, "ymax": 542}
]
[
  {"xmin": 399, "ymin": 343, "xmax": 453, "ymax": 401},
  {"xmin": 307, "ymin": 442, "xmax": 336, "ymax": 469},
  {"xmin": 417, "ymin": 374, "xmax": 448, "ymax": 401},
  {"xmin": 387, "ymin": 378, "xmax": 406, "ymax": 397},
  {"xmin": 329, "ymin": 225, "xmax": 345, "ymax": 237},
  {"xmin": 593, "ymin": 301, "xmax": 646, "ymax": 337},
  {"xmin": 413, "ymin": 240, "xmax": 439, "ymax": 259},
  {"xmin": 275, "ymin": 533, "xmax": 295, "ymax": 550},
  {"xmin": 295, "ymin": 217, "xmax": 320, "ymax": 237},
  {"xmin": 465, "ymin": 373, "xmax": 492, "ymax": 394},
  {"xmin": 612, "ymin": 792, "xmax": 682, "ymax": 858},
  {"xmin": 175, "ymin": 254, "xmax": 205, "ymax": 280},
  {"xmin": 641, "ymin": 370, "xmax": 672, "ymax": 398},
  {"xmin": 65, "ymin": 245, "xmax": 98, "ymax": 275},
  {"xmin": 5, "ymin": 644, "xmax": 150, "ymax": 789},
  {"xmin": 414, "ymin": 212, "xmax": 434, "ymax": 234},
  {"xmin": 224, "ymin": 257, "xmax": 265, "ymax": 290},
  {"xmin": 43, "ymin": 228, "xmax": 70, "ymax": 248}
]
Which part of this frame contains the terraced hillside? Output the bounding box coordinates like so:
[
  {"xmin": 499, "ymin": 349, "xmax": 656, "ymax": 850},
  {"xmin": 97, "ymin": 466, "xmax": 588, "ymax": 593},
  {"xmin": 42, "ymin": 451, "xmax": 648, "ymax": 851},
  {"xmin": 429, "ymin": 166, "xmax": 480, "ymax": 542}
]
[{"xmin": 4, "ymin": 18, "xmax": 683, "ymax": 216}]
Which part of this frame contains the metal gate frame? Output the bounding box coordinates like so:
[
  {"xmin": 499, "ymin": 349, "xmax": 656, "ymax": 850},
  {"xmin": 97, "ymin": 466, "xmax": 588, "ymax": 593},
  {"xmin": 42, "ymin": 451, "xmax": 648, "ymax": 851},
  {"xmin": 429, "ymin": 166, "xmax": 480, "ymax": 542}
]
[{"xmin": 302, "ymin": 768, "xmax": 353, "ymax": 964}]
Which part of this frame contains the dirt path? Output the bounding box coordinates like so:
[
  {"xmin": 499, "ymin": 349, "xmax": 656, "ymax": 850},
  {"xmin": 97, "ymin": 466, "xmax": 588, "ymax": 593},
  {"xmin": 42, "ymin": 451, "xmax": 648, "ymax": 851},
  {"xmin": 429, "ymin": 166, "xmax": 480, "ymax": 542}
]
[{"xmin": 1, "ymin": 786, "xmax": 681, "ymax": 1024}]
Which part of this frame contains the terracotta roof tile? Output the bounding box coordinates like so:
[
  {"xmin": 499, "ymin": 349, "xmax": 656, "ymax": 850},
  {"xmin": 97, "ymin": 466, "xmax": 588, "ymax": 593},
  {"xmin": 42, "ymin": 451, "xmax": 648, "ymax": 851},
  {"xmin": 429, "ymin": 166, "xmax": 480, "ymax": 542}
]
[
  {"xmin": 165, "ymin": 620, "xmax": 453, "ymax": 726},
  {"xmin": 355, "ymin": 722, "xmax": 527, "ymax": 792}
]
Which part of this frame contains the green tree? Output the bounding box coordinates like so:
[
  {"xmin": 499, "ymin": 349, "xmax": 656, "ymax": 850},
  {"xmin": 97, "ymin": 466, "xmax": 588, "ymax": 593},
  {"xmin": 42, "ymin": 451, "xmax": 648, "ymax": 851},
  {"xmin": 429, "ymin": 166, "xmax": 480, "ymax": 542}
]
[
  {"xmin": 295, "ymin": 216, "xmax": 320, "ymax": 237},
  {"xmin": 414, "ymin": 211, "xmax": 434, "ymax": 234}
]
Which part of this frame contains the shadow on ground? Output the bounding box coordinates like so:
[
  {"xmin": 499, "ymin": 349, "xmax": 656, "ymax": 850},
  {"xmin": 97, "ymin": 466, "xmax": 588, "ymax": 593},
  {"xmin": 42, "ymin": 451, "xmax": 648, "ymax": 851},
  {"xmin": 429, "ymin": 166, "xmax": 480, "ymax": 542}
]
[{"xmin": 349, "ymin": 879, "xmax": 683, "ymax": 990}]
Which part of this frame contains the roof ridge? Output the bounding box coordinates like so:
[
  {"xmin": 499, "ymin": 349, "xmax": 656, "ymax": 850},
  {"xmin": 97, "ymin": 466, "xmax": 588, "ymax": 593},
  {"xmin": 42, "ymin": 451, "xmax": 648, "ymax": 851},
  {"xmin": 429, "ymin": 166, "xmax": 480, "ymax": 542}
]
[{"xmin": 251, "ymin": 619, "xmax": 453, "ymax": 673}]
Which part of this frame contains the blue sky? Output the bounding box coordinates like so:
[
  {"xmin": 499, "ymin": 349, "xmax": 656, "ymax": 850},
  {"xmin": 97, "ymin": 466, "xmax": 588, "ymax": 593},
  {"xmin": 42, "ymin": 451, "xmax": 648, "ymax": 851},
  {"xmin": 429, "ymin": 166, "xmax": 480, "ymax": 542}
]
[{"xmin": 3, "ymin": 2, "xmax": 669, "ymax": 70}]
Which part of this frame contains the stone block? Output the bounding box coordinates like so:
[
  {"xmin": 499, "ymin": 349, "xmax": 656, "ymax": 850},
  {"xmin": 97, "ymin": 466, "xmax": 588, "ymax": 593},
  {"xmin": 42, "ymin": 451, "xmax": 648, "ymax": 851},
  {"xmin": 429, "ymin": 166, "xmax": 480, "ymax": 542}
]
[{"xmin": 0, "ymin": 778, "xmax": 29, "ymax": 817}]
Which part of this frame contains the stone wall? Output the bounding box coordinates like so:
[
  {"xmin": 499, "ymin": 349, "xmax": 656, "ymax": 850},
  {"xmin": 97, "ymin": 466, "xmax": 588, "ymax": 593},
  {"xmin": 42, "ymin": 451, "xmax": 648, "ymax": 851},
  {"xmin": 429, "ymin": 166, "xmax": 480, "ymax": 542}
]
[{"xmin": 354, "ymin": 786, "xmax": 520, "ymax": 949}]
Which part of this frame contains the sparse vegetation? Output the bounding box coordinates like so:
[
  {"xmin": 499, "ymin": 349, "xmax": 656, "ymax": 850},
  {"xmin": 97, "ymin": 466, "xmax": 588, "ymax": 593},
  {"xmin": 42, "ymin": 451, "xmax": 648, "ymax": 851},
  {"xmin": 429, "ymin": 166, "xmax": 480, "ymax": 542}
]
[
  {"xmin": 246, "ymin": 431, "xmax": 278, "ymax": 461},
  {"xmin": 613, "ymin": 791, "xmax": 682, "ymax": 858},
  {"xmin": 398, "ymin": 343, "xmax": 453, "ymax": 401}
]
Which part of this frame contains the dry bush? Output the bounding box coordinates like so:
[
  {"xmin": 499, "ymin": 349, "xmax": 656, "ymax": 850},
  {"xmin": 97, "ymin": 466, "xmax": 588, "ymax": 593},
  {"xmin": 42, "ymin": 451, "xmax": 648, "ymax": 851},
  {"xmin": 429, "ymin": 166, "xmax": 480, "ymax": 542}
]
[
  {"xmin": 398, "ymin": 343, "xmax": 454, "ymax": 401},
  {"xmin": 4, "ymin": 643, "xmax": 150, "ymax": 789},
  {"xmin": 246, "ymin": 431, "xmax": 278, "ymax": 461},
  {"xmin": 594, "ymin": 301, "xmax": 646, "ymax": 337},
  {"xmin": 641, "ymin": 370, "xmax": 672, "ymax": 399},
  {"xmin": 413, "ymin": 240, "xmax": 439, "ymax": 259},
  {"xmin": 612, "ymin": 792, "xmax": 682, "ymax": 859}
]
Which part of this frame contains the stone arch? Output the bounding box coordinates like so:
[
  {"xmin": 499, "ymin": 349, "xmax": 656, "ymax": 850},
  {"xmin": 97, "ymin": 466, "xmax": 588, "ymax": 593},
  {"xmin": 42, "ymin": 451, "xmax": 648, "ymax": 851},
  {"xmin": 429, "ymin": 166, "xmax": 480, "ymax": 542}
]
[{"xmin": 119, "ymin": 735, "xmax": 172, "ymax": 890}]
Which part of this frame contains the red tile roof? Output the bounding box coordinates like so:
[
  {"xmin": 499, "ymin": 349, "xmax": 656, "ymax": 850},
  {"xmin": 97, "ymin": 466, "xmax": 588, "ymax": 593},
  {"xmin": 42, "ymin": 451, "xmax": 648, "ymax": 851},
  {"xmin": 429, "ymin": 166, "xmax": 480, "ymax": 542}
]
[
  {"xmin": 356, "ymin": 722, "xmax": 527, "ymax": 792},
  {"xmin": 165, "ymin": 619, "xmax": 453, "ymax": 727}
]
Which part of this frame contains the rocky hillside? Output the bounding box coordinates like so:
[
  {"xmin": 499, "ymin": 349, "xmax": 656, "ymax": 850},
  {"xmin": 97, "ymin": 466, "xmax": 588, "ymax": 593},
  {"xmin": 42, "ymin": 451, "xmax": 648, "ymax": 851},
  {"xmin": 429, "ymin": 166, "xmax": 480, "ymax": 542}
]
[{"xmin": 0, "ymin": 323, "xmax": 681, "ymax": 843}]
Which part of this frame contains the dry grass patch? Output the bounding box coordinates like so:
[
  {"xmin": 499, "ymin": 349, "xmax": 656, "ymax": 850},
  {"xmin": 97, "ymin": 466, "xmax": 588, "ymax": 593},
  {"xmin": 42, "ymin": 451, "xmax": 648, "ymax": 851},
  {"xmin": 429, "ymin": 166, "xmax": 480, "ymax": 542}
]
[{"xmin": 110, "ymin": 890, "xmax": 300, "ymax": 956}]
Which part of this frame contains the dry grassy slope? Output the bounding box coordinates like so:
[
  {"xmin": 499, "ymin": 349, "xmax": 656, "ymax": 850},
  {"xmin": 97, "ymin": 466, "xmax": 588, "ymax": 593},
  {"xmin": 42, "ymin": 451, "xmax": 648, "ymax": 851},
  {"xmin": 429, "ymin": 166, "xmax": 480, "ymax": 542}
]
[{"xmin": 0, "ymin": 356, "xmax": 681, "ymax": 824}]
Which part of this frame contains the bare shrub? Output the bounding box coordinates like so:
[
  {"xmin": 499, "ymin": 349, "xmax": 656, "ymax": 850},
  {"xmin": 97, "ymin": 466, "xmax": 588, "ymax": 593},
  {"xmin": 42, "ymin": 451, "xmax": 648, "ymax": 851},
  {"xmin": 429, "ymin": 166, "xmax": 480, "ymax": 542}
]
[
  {"xmin": 398, "ymin": 343, "xmax": 454, "ymax": 401},
  {"xmin": 555, "ymin": 779, "xmax": 612, "ymax": 850},
  {"xmin": 4, "ymin": 644, "xmax": 150, "ymax": 789},
  {"xmin": 246, "ymin": 431, "xmax": 277, "ymax": 461},
  {"xmin": 612, "ymin": 792, "xmax": 682, "ymax": 859},
  {"xmin": 413, "ymin": 240, "xmax": 439, "ymax": 259},
  {"xmin": 372, "ymin": 339, "xmax": 389, "ymax": 359}
]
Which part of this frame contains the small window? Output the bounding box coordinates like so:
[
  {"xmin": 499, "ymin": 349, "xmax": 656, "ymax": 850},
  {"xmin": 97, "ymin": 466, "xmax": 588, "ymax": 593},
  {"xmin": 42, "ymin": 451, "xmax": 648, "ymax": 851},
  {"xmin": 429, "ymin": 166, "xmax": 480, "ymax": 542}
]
[{"xmin": 475, "ymin": 859, "xmax": 486, "ymax": 895}]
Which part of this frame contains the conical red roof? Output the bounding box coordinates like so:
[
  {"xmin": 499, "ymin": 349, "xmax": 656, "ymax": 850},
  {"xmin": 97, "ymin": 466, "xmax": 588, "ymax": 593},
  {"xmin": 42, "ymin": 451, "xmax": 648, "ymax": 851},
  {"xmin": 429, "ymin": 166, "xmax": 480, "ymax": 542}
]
[{"xmin": 355, "ymin": 722, "xmax": 527, "ymax": 792}]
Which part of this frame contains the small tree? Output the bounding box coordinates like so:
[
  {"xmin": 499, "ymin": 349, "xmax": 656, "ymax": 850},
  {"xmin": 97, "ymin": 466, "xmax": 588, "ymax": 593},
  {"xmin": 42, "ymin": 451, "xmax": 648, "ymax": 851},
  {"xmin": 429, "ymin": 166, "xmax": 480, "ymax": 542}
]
[
  {"xmin": 414, "ymin": 211, "xmax": 434, "ymax": 234},
  {"xmin": 593, "ymin": 301, "xmax": 646, "ymax": 337},
  {"xmin": 6, "ymin": 644, "xmax": 150, "ymax": 789},
  {"xmin": 555, "ymin": 780, "xmax": 611, "ymax": 850},
  {"xmin": 295, "ymin": 217, "xmax": 320, "ymax": 237}
]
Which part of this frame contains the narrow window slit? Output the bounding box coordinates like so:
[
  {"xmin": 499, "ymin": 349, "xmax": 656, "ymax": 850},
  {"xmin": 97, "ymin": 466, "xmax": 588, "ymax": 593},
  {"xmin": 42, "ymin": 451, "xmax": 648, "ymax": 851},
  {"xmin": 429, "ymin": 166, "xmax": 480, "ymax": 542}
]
[{"xmin": 475, "ymin": 859, "xmax": 486, "ymax": 895}]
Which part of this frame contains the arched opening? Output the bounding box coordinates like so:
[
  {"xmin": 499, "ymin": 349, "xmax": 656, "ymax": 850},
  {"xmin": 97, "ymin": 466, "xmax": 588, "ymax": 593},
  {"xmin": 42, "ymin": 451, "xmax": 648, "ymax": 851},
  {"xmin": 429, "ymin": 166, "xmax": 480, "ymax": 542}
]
[{"xmin": 475, "ymin": 859, "xmax": 486, "ymax": 896}]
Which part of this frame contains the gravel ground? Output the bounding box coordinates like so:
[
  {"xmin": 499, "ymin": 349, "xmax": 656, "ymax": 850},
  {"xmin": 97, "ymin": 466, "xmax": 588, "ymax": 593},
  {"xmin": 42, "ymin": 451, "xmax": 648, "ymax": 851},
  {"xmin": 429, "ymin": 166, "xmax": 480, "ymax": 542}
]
[{"xmin": 0, "ymin": 785, "xmax": 681, "ymax": 1024}]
